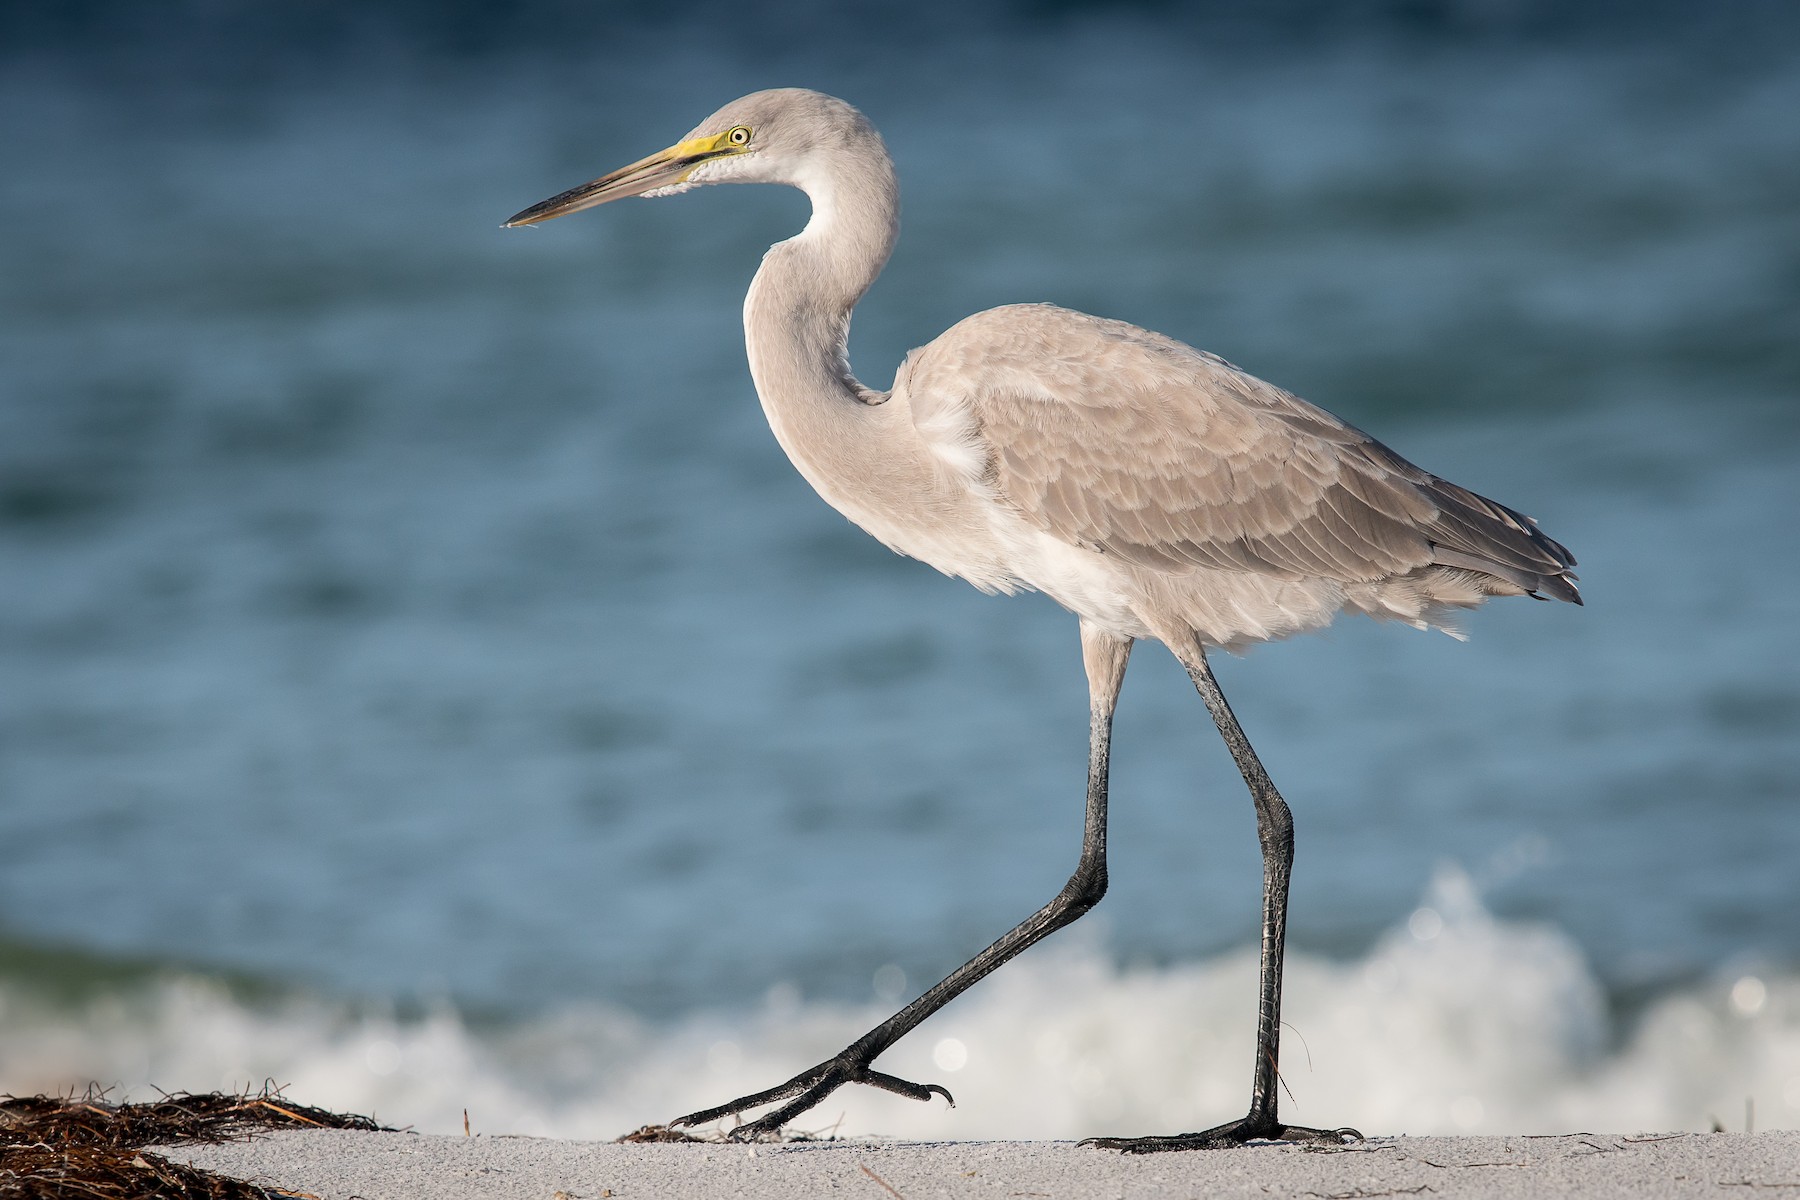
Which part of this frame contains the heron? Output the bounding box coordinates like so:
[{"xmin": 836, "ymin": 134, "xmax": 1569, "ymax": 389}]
[{"xmin": 504, "ymin": 88, "xmax": 1579, "ymax": 1152}]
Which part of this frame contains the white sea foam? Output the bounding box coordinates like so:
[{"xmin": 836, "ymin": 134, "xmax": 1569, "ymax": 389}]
[{"xmin": 4, "ymin": 869, "xmax": 1796, "ymax": 1139}]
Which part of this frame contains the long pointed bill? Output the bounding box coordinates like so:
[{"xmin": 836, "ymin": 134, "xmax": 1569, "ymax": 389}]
[{"xmin": 503, "ymin": 132, "xmax": 741, "ymax": 227}]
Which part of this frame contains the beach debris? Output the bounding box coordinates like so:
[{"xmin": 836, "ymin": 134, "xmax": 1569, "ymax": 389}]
[
  {"xmin": 615, "ymin": 1123, "xmax": 704, "ymax": 1143},
  {"xmin": 858, "ymin": 1162, "xmax": 907, "ymax": 1200},
  {"xmin": 0, "ymin": 1083, "xmax": 385, "ymax": 1199}
]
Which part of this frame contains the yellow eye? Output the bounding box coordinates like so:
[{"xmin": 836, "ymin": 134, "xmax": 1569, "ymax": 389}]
[{"xmin": 727, "ymin": 125, "xmax": 752, "ymax": 146}]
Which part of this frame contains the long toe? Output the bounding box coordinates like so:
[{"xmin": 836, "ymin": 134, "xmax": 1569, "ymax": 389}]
[
  {"xmin": 721, "ymin": 1114, "xmax": 794, "ymax": 1143},
  {"xmin": 862, "ymin": 1069, "xmax": 955, "ymax": 1107},
  {"xmin": 1084, "ymin": 1118, "xmax": 1362, "ymax": 1153},
  {"xmin": 671, "ymin": 1053, "xmax": 953, "ymax": 1139},
  {"xmin": 670, "ymin": 1073, "xmax": 818, "ymax": 1130},
  {"xmin": 1279, "ymin": 1123, "xmax": 1363, "ymax": 1145}
]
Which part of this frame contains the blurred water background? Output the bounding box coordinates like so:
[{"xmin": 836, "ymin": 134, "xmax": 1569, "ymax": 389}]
[{"xmin": 2, "ymin": 0, "xmax": 1798, "ymax": 1140}]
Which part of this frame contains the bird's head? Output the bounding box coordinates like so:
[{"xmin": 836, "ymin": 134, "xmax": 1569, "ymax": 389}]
[{"xmin": 504, "ymin": 88, "xmax": 875, "ymax": 227}]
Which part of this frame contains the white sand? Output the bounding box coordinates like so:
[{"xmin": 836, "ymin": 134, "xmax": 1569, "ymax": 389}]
[{"xmin": 163, "ymin": 1129, "xmax": 1800, "ymax": 1199}]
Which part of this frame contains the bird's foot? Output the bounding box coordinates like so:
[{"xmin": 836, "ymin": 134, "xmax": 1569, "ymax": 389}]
[
  {"xmin": 669, "ymin": 1051, "xmax": 954, "ymax": 1141},
  {"xmin": 1084, "ymin": 1114, "xmax": 1362, "ymax": 1153}
]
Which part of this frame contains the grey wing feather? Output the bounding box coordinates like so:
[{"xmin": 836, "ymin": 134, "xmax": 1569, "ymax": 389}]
[{"xmin": 907, "ymin": 305, "xmax": 1579, "ymax": 604}]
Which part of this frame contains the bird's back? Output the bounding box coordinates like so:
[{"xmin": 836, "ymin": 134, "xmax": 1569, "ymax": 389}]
[{"xmin": 894, "ymin": 303, "xmax": 1578, "ymax": 649}]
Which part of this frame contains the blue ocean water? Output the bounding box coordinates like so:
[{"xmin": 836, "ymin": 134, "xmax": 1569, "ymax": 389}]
[{"xmin": 2, "ymin": 4, "xmax": 1797, "ymax": 1137}]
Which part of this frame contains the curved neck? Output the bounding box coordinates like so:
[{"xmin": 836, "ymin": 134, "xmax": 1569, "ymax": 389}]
[
  {"xmin": 743, "ymin": 146, "xmax": 899, "ymax": 449},
  {"xmin": 736, "ymin": 140, "xmax": 1001, "ymax": 585}
]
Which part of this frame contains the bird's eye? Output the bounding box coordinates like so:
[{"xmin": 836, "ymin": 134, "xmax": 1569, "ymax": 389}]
[{"xmin": 727, "ymin": 125, "xmax": 752, "ymax": 146}]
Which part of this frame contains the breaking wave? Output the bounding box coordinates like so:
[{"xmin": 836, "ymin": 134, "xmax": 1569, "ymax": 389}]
[{"xmin": 4, "ymin": 869, "xmax": 1796, "ymax": 1139}]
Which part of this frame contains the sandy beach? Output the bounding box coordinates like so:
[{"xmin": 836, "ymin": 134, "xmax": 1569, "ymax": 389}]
[{"xmin": 163, "ymin": 1129, "xmax": 1800, "ymax": 1199}]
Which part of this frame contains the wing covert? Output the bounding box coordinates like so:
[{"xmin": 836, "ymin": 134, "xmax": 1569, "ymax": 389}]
[{"xmin": 904, "ymin": 305, "xmax": 1575, "ymax": 597}]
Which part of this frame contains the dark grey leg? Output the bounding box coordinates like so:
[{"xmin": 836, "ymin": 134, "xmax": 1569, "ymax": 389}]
[
  {"xmin": 1086, "ymin": 646, "xmax": 1359, "ymax": 1152},
  {"xmin": 670, "ymin": 623, "xmax": 1134, "ymax": 1140}
]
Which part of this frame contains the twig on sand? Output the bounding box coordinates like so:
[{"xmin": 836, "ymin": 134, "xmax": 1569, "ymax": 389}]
[{"xmin": 859, "ymin": 1162, "xmax": 907, "ymax": 1199}]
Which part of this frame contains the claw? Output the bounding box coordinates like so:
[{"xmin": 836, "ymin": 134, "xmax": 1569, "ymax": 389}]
[
  {"xmin": 722, "ymin": 1118, "xmax": 787, "ymax": 1143},
  {"xmin": 864, "ymin": 1069, "xmax": 954, "ymax": 1107}
]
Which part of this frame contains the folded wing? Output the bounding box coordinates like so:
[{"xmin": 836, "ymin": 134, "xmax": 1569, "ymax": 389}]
[{"xmin": 904, "ymin": 305, "xmax": 1579, "ymax": 603}]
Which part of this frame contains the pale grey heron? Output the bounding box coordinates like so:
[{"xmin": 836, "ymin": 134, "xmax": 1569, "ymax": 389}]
[{"xmin": 505, "ymin": 88, "xmax": 1579, "ymax": 1151}]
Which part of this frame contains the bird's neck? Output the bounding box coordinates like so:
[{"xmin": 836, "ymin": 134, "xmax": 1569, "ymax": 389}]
[
  {"xmin": 737, "ymin": 147, "xmax": 1004, "ymax": 585},
  {"xmin": 741, "ymin": 152, "xmax": 901, "ymax": 502}
]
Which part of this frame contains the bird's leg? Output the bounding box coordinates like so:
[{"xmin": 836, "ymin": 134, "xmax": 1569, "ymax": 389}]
[
  {"xmin": 669, "ymin": 623, "xmax": 1133, "ymax": 1140},
  {"xmin": 1086, "ymin": 647, "xmax": 1360, "ymax": 1153}
]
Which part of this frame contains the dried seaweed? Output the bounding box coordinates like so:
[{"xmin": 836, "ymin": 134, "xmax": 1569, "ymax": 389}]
[
  {"xmin": 0, "ymin": 1085, "xmax": 386, "ymax": 1199},
  {"xmin": 614, "ymin": 1124, "xmax": 704, "ymax": 1144}
]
